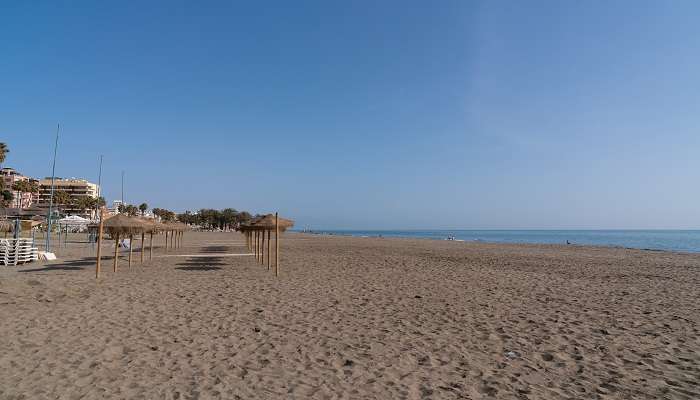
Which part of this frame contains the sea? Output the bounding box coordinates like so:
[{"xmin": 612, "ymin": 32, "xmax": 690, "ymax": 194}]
[{"xmin": 296, "ymin": 230, "xmax": 700, "ymax": 253}]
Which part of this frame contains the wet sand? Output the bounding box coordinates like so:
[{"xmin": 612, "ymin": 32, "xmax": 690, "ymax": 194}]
[{"xmin": 0, "ymin": 231, "xmax": 698, "ymax": 399}]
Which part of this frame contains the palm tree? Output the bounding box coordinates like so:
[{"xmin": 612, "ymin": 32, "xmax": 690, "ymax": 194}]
[
  {"xmin": 72, "ymin": 196, "xmax": 95, "ymax": 217},
  {"xmin": 0, "ymin": 142, "xmax": 8, "ymax": 167},
  {"xmin": 53, "ymin": 190, "xmax": 72, "ymax": 216},
  {"xmin": 139, "ymin": 203, "xmax": 148, "ymax": 216},
  {"xmin": 222, "ymin": 208, "xmax": 238, "ymax": 231},
  {"xmin": 0, "ymin": 190, "xmax": 12, "ymax": 208}
]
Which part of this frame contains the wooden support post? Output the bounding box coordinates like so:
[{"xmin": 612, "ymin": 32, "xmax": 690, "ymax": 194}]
[
  {"xmin": 164, "ymin": 231, "xmax": 168, "ymax": 252},
  {"xmin": 113, "ymin": 234, "xmax": 120, "ymax": 272},
  {"xmin": 261, "ymin": 229, "xmax": 265, "ymax": 265},
  {"xmin": 275, "ymin": 213, "xmax": 280, "ymax": 276},
  {"xmin": 140, "ymin": 232, "xmax": 145, "ymax": 263},
  {"xmin": 128, "ymin": 234, "xmax": 134, "ymax": 268},
  {"xmin": 95, "ymin": 210, "xmax": 104, "ymax": 279},
  {"xmin": 267, "ymin": 230, "xmax": 271, "ymax": 270},
  {"xmin": 149, "ymin": 232, "xmax": 154, "ymax": 261}
]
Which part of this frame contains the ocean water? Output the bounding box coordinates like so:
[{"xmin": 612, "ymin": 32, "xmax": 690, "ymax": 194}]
[{"xmin": 298, "ymin": 230, "xmax": 700, "ymax": 253}]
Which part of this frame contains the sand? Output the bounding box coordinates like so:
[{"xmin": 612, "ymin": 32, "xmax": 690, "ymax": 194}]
[{"xmin": 0, "ymin": 231, "xmax": 698, "ymax": 399}]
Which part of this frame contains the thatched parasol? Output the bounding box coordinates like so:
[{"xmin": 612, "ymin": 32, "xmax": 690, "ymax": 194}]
[
  {"xmin": 103, "ymin": 214, "xmax": 146, "ymax": 236},
  {"xmin": 133, "ymin": 219, "xmax": 167, "ymax": 261},
  {"xmin": 102, "ymin": 214, "xmax": 147, "ymax": 271},
  {"xmin": 245, "ymin": 213, "xmax": 294, "ymax": 275},
  {"xmin": 161, "ymin": 221, "xmax": 184, "ymax": 250},
  {"xmin": 252, "ymin": 214, "xmax": 294, "ymax": 232},
  {"xmin": 170, "ymin": 222, "xmax": 187, "ymax": 248}
]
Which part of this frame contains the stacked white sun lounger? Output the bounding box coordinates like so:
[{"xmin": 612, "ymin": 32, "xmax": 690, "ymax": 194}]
[{"xmin": 0, "ymin": 238, "xmax": 39, "ymax": 266}]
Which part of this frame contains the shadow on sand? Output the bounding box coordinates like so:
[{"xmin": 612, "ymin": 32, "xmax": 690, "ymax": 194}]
[{"xmin": 174, "ymin": 246, "xmax": 229, "ymax": 271}]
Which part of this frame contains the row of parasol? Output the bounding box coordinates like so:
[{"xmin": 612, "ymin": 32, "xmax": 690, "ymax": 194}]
[
  {"xmin": 94, "ymin": 213, "xmax": 188, "ymax": 278},
  {"xmin": 238, "ymin": 213, "xmax": 294, "ymax": 277}
]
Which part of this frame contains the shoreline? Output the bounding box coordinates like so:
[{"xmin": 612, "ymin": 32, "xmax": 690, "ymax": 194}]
[{"xmin": 295, "ymin": 230, "xmax": 700, "ymax": 256}]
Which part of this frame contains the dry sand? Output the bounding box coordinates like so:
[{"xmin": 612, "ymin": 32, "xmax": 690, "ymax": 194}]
[{"xmin": 0, "ymin": 231, "xmax": 698, "ymax": 399}]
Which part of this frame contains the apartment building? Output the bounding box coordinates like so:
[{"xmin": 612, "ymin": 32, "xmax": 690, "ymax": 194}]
[{"xmin": 0, "ymin": 167, "xmax": 40, "ymax": 208}]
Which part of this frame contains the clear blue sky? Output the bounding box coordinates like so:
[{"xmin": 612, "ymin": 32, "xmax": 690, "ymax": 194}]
[{"xmin": 2, "ymin": 1, "xmax": 699, "ymax": 229}]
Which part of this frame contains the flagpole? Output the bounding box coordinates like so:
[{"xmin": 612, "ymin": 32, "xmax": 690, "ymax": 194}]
[
  {"xmin": 96, "ymin": 155, "xmax": 103, "ymax": 219},
  {"xmin": 45, "ymin": 124, "xmax": 59, "ymax": 252}
]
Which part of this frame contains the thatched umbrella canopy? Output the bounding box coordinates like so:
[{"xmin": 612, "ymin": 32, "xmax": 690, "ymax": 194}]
[
  {"xmin": 245, "ymin": 213, "xmax": 294, "ymax": 274},
  {"xmin": 102, "ymin": 214, "xmax": 146, "ymax": 236},
  {"xmin": 132, "ymin": 219, "xmax": 168, "ymax": 261},
  {"xmin": 161, "ymin": 221, "xmax": 186, "ymax": 250},
  {"xmin": 252, "ymin": 214, "xmax": 295, "ymax": 232},
  {"xmin": 238, "ymin": 223, "xmax": 253, "ymax": 232},
  {"xmin": 100, "ymin": 214, "xmax": 147, "ymax": 272},
  {"xmin": 133, "ymin": 218, "xmax": 160, "ymax": 233}
]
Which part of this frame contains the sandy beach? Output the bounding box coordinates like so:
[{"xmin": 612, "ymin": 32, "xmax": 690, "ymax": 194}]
[{"xmin": 0, "ymin": 231, "xmax": 698, "ymax": 399}]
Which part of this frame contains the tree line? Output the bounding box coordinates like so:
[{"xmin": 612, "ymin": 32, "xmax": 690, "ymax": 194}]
[{"xmin": 177, "ymin": 209, "xmax": 254, "ymax": 230}]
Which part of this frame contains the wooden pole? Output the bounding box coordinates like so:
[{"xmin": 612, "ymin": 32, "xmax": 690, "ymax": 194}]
[
  {"xmin": 149, "ymin": 232, "xmax": 154, "ymax": 261},
  {"xmin": 275, "ymin": 213, "xmax": 279, "ymax": 277},
  {"xmin": 95, "ymin": 210, "xmax": 104, "ymax": 279},
  {"xmin": 267, "ymin": 229, "xmax": 271, "ymax": 270},
  {"xmin": 261, "ymin": 228, "xmax": 265, "ymax": 265},
  {"xmin": 164, "ymin": 231, "xmax": 168, "ymax": 252},
  {"xmin": 140, "ymin": 232, "xmax": 145, "ymax": 264},
  {"xmin": 113, "ymin": 233, "xmax": 119, "ymax": 272},
  {"xmin": 128, "ymin": 234, "xmax": 133, "ymax": 268}
]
